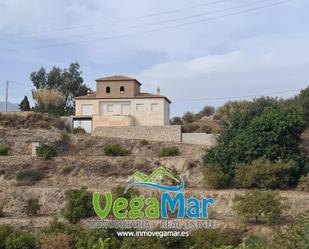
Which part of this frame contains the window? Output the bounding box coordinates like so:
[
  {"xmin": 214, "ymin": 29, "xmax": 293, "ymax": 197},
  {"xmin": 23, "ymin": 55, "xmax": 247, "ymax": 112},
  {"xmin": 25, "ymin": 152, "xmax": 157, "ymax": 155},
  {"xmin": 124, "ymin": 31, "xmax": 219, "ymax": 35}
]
[
  {"xmin": 107, "ymin": 104, "xmax": 114, "ymax": 112},
  {"xmin": 151, "ymin": 103, "xmax": 159, "ymax": 112},
  {"xmin": 136, "ymin": 104, "xmax": 144, "ymax": 112},
  {"xmin": 106, "ymin": 87, "xmax": 110, "ymax": 93},
  {"xmin": 120, "ymin": 86, "xmax": 125, "ymax": 94},
  {"xmin": 81, "ymin": 104, "xmax": 93, "ymax": 115}
]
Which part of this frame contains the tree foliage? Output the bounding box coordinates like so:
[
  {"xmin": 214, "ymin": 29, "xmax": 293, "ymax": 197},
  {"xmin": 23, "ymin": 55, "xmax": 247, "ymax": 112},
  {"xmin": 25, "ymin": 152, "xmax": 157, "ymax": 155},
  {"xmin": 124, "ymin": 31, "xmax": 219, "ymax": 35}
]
[
  {"xmin": 32, "ymin": 89, "xmax": 64, "ymax": 115},
  {"xmin": 19, "ymin": 96, "xmax": 31, "ymax": 111},
  {"xmin": 204, "ymin": 97, "xmax": 306, "ymax": 180},
  {"xmin": 30, "ymin": 63, "xmax": 89, "ymax": 114},
  {"xmin": 233, "ymin": 190, "xmax": 287, "ymax": 225}
]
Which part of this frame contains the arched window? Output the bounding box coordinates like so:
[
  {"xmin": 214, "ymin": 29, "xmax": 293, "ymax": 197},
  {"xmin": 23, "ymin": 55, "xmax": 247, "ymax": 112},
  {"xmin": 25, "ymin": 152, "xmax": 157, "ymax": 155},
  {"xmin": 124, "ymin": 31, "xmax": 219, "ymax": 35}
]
[
  {"xmin": 120, "ymin": 86, "xmax": 125, "ymax": 94},
  {"xmin": 106, "ymin": 86, "xmax": 110, "ymax": 93}
]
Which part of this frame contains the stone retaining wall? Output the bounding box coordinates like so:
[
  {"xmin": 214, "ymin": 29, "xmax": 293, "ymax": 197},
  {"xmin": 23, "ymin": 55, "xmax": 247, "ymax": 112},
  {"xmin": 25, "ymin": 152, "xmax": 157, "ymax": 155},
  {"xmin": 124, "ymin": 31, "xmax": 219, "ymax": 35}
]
[
  {"xmin": 182, "ymin": 133, "xmax": 217, "ymax": 146},
  {"xmin": 93, "ymin": 125, "xmax": 181, "ymax": 142}
]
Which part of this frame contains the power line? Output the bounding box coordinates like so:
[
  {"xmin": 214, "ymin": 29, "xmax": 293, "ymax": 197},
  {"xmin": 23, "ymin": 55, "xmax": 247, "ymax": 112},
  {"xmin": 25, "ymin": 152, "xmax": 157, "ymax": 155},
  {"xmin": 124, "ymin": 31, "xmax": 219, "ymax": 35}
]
[
  {"xmin": 16, "ymin": 0, "xmax": 231, "ymax": 36},
  {"xmin": 171, "ymin": 89, "xmax": 300, "ymax": 101},
  {"xmin": 7, "ymin": 81, "xmax": 33, "ymax": 87},
  {"xmin": 2, "ymin": 0, "xmax": 291, "ymax": 52},
  {"xmin": 23, "ymin": 0, "xmax": 270, "ymax": 41}
]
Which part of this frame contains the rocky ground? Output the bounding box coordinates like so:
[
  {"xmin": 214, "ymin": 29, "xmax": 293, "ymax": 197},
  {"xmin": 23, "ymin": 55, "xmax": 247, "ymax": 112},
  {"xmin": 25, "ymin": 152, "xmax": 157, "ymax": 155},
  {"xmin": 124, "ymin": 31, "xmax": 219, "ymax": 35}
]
[{"xmin": 0, "ymin": 128, "xmax": 308, "ymax": 237}]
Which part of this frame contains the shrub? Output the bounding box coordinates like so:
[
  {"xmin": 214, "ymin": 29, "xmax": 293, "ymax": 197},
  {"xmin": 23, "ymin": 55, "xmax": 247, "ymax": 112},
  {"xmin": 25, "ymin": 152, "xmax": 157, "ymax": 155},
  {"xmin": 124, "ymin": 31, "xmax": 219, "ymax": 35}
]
[
  {"xmin": 190, "ymin": 229, "xmax": 242, "ymax": 249},
  {"xmin": 0, "ymin": 144, "xmax": 10, "ymax": 156},
  {"xmin": 36, "ymin": 144, "xmax": 58, "ymax": 160},
  {"xmin": 25, "ymin": 197, "xmax": 41, "ymax": 216},
  {"xmin": 0, "ymin": 225, "xmax": 14, "ymax": 249},
  {"xmin": 297, "ymin": 173, "xmax": 309, "ymax": 191},
  {"xmin": 16, "ymin": 168, "xmax": 44, "ymax": 185},
  {"xmin": 196, "ymin": 124, "xmax": 212, "ymax": 133},
  {"xmin": 237, "ymin": 235, "xmax": 269, "ymax": 249},
  {"xmin": 182, "ymin": 112, "xmax": 195, "ymax": 123},
  {"xmin": 235, "ymin": 158, "xmax": 297, "ymax": 189},
  {"xmin": 159, "ymin": 147, "xmax": 180, "ymax": 157},
  {"xmin": 139, "ymin": 139, "xmax": 149, "ymax": 146},
  {"xmin": 200, "ymin": 105, "xmax": 215, "ymax": 117},
  {"xmin": 5, "ymin": 230, "xmax": 36, "ymax": 249},
  {"xmin": 35, "ymin": 120, "xmax": 51, "ymax": 129},
  {"xmin": 42, "ymin": 234, "xmax": 72, "ymax": 249},
  {"xmin": 204, "ymin": 97, "xmax": 306, "ymax": 180},
  {"xmin": 182, "ymin": 123, "xmax": 199, "ymax": 133},
  {"xmin": 233, "ymin": 190, "xmax": 287, "ymax": 224},
  {"xmin": 61, "ymin": 165, "xmax": 75, "ymax": 175},
  {"xmin": 64, "ymin": 187, "xmax": 95, "ymax": 224},
  {"xmin": 170, "ymin": 116, "xmax": 182, "ymax": 125},
  {"xmin": 203, "ymin": 167, "xmax": 231, "ymax": 189},
  {"xmin": 103, "ymin": 144, "xmax": 130, "ymax": 156},
  {"xmin": 111, "ymin": 185, "xmax": 140, "ymax": 201},
  {"xmin": 0, "ymin": 205, "xmax": 3, "ymax": 217},
  {"xmin": 271, "ymin": 211, "xmax": 309, "ymax": 249},
  {"xmin": 73, "ymin": 127, "xmax": 86, "ymax": 134}
]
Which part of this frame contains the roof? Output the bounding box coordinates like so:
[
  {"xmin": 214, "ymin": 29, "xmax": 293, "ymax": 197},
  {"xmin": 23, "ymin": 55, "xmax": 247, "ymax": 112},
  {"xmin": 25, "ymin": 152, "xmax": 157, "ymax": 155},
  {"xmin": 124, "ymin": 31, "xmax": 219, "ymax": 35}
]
[
  {"xmin": 75, "ymin": 92, "xmax": 171, "ymax": 103},
  {"xmin": 95, "ymin": 75, "xmax": 141, "ymax": 85}
]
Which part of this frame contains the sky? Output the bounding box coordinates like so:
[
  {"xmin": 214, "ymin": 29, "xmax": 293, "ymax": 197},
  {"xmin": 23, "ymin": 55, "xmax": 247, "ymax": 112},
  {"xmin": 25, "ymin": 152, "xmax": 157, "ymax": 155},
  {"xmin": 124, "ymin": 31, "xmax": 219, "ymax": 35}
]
[{"xmin": 0, "ymin": 0, "xmax": 309, "ymax": 116}]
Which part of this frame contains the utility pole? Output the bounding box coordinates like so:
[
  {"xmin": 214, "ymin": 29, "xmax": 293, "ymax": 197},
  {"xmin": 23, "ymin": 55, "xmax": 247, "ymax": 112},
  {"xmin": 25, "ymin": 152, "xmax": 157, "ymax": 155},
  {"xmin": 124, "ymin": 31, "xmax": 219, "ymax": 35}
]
[{"xmin": 5, "ymin": 80, "xmax": 8, "ymax": 112}]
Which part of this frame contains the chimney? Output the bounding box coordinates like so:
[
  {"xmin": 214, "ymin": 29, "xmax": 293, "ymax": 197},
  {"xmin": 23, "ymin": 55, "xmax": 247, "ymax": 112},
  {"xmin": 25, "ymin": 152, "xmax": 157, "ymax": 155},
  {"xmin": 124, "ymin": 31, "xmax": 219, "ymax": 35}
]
[{"xmin": 156, "ymin": 85, "xmax": 160, "ymax": 95}]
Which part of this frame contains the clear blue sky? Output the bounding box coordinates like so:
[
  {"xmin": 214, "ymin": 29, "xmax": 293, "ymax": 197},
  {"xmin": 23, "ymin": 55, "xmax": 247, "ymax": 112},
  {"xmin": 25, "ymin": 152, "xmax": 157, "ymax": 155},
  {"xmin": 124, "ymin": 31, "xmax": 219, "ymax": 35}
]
[{"xmin": 0, "ymin": 0, "xmax": 308, "ymax": 116}]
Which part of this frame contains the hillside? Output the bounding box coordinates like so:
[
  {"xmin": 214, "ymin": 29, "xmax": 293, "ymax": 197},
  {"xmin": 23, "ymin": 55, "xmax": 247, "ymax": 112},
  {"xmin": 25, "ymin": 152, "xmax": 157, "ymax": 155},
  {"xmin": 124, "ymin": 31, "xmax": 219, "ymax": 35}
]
[{"xmin": 1, "ymin": 128, "xmax": 309, "ymax": 238}]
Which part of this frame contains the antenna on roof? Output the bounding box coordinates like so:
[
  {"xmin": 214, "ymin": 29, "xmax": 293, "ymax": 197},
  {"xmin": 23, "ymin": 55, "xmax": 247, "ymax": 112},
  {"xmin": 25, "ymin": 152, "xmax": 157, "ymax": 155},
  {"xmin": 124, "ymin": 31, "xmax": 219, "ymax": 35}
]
[{"xmin": 156, "ymin": 85, "xmax": 160, "ymax": 95}]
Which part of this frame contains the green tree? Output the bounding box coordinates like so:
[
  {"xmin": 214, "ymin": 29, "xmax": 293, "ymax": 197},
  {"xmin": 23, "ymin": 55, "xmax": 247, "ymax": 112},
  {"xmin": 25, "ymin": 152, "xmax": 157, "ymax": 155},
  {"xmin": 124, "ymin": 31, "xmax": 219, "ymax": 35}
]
[
  {"xmin": 200, "ymin": 105, "xmax": 215, "ymax": 117},
  {"xmin": 19, "ymin": 96, "xmax": 30, "ymax": 111},
  {"xmin": 233, "ymin": 190, "xmax": 287, "ymax": 224},
  {"xmin": 204, "ymin": 97, "xmax": 306, "ymax": 180},
  {"xmin": 30, "ymin": 63, "xmax": 89, "ymax": 114},
  {"xmin": 295, "ymin": 85, "xmax": 309, "ymax": 126}
]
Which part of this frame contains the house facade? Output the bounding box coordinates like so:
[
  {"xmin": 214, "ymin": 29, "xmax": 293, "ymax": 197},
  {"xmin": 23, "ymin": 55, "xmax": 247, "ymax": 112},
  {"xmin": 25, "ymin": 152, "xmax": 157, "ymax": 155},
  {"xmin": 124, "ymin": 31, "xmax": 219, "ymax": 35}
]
[{"xmin": 73, "ymin": 76, "xmax": 171, "ymax": 133}]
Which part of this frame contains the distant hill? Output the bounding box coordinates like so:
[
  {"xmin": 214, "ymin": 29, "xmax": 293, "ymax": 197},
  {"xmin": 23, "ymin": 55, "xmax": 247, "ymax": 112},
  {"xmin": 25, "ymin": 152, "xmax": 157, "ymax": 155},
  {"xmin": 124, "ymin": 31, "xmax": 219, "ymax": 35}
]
[{"xmin": 0, "ymin": 102, "xmax": 19, "ymax": 112}]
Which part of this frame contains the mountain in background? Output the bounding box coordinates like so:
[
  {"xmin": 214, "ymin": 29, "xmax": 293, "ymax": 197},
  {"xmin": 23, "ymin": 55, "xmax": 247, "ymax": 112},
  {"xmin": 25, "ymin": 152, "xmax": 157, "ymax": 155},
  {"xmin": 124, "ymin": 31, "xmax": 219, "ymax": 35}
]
[{"xmin": 0, "ymin": 102, "xmax": 19, "ymax": 112}]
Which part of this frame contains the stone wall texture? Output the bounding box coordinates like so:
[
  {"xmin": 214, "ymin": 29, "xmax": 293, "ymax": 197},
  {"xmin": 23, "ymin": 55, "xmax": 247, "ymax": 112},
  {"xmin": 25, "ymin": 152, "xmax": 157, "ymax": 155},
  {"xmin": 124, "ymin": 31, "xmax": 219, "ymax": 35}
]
[
  {"xmin": 93, "ymin": 125, "xmax": 181, "ymax": 142},
  {"xmin": 182, "ymin": 133, "xmax": 218, "ymax": 146}
]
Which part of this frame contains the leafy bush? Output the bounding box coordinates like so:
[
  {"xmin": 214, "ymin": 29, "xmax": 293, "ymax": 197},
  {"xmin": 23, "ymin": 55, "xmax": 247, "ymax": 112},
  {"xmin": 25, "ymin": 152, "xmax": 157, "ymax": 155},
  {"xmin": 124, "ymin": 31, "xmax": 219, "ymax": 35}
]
[
  {"xmin": 111, "ymin": 185, "xmax": 140, "ymax": 201},
  {"xmin": 233, "ymin": 190, "xmax": 287, "ymax": 224},
  {"xmin": 235, "ymin": 158, "xmax": 297, "ymax": 189},
  {"xmin": 64, "ymin": 187, "xmax": 95, "ymax": 224},
  {"xmin": 297, "ymin": 173, "xmax": 309, "ymax": 191},
  {"xmin": 36, "ymin": 144, "xmax": 58, "ymax": 160},
  {"xmin": 182, "ymin": 112, "xmax": 195, "ymax": 123},
  {"xmin": 35, "ymin": 120, "xmax": 51, "ymax": 129},
  {"xmin": 103, "ymin": 144, "xmax": 130, "ymax": 156},
  {"xmin": 204, "ymin": 97, "xmax": 306, "ymax": 180},
  {"xmin": 25, "ymin": 197, "xmax": 41, "ymax": 216},
  {"xmin": 139, "ymin": 139, "xmax": 149, "ymax": 146},
  {"xmin": 0, "ymin": 225, "xmax": 14, "ymax": 249},
  {"xmin": 203, "ymin": 166, "xmax": 231, "ymax": 189},
  {"xmin": 5, "ymin": 230, "xmax": 36, "ymax": 249},
  {"xmin": 42, "ymin": 234, "xmax": 72, "ymax": 249},
  {"xmin": 16, "ymin": 168, "xmax": 44, "ymax": 185},
  {"xmin": 0, "ymin": 204, "xmax": 3, "ymax": 217},
  {"xmin": 0, "ymin": 144, "xmax": 10, "ymax": 156},
  {"xmin": 237, "ymin": 235, "xmax": 269, "ymax": 249},
  {"xmin": 159, "ymin": 147, "xmax": 180, "ymax": 157},
  {"xmin": 73, "ymin": 127, "xmax": 86, "ymax": 134},
  {"xmin": 0, "ymin": 112, "xmax": 67, "ymax": 130},
  {"xmin": 190, "ymin": 228, "xmax": 242, "ymax": 249},
  {"xmin": 61, "ymin": 165, "xmax": 75, "ymax": 175},
  {"xmin": 271, "ymin": 211, "xmax": 309, "ymax": 249}
]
